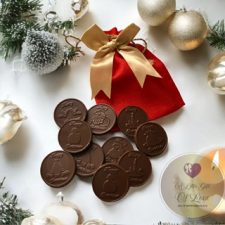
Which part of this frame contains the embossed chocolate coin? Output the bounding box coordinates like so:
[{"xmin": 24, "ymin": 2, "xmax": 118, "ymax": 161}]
[
  {"xmin": 117, "ymin": 106, "xmax": 148, "ymax": 141},
  {"xmin": 118, "ymin": 151, "xmax": 152, "ymax": 187},
  {"xmin": 41, "ymin": 151, "xmax": 76, "ymax": 188},
  {"xmin": 102, "ymin": 137, "xmax": 133, "ymax": 164},
  {"xmin": 74, "ymin": 143, "xmax": 104, "ymax": 177},
  {"xmin": 54, "ymin": 99, "xmax": 87, "ymax": 127},
  {"xmin": 135, "ymin": 122, "xmax": 168, "ymax": 156},
  {"xmin": 87, "ymin": 104, "xmax": 116, "ymax": 135},
  {"xmin": 92, "ymin": 164, "xmax": 129, "ymax": 202},
  {"xmin": 58, "ymin": 120, "xmax": 92, "ymax": 153}
]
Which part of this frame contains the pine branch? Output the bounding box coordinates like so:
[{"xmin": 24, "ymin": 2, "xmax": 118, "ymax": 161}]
[
  {"xmin": 207, "ymin": 20, "xmax": 225, "ymax": 50},
  {"xmin": 0, "ymin": 0, "xmax": 42, "ymax": 59},
  {"xmin": 43, "ymin": 16, "xmax": 76, "ymax": 34},
  {"xmin": 0, "ymin": 178, "xmax": 32, "ymax": 225}
]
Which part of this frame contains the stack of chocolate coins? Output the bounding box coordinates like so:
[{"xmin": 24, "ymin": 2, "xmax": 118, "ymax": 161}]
[{"xmin": 40, "ymin": 99, "xmax": 168, "ymax": 202}]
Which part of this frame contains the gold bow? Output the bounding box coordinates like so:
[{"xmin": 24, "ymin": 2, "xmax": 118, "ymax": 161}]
[{"xmin": 81, "ymin": 23, "xmax": 161, "ymax": 99}]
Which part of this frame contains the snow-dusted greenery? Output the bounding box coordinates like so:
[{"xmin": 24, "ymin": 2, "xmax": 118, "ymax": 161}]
[
  {"xmin": 0, "ymin": 178, "xmax": 32, "ymax": 225},
  {"xmin": 0, "ymin": 0, "xmax": 83, "ymax": 65},
  {"xmin": 0, "ymin": 0, "xmax": 42, "ymax": 59},
  {"xmin": 22, "ymin": 30, "xmax": 64, "ymax": 74}
]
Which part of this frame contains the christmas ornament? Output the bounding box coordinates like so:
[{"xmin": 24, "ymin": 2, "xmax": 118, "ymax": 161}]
[
  {"xmin": 208, "ymin": 53, "xmax": 225, "ymax": 94},
  {"xmin": 0, "ymin": 101, "xmax": 26, "ymax": 145},
  {"xmin": 21, "ymin": 216, "xmax": 62, "ymax": 225},
  {"xmin": 168, "ymin": 10, "xmax": 208, "ymax": 51},
  {"xmin": 21, "ymin": 30, "xmax": 64, "ymax": 75},
  {"xmin": 20, "ymin": 192, "xmax": 108, "ymax": 225},
  {"xmin": 0, "ymin": 0, "xmax": 84, "ymax": 66},
  {"xmin": 41, "ymin": 192, "xmax": 82, "ymax": 225},
  {"xmin": 0, "ymin": 178, "xmax": 32, "ymax": 225},
  {"xmin": 82, "ymin": 220, "xmax": 106, "ymax": 225},
  {"xmin": 72, "ymin": 0, "xmax": 89, "ymax": 21},
  {"xmin": 137, "ymin": 0, "xmax": 176, "ymax": 26}
]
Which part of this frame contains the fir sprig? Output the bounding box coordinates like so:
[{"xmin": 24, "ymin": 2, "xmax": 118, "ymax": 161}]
[
  {"xmin": 0, "ymin": 0, "xmax": 84, "ymax": 64},
  {"xmin": 43, "ymin": 15, "xmax": 75, "ymax": 34},
  {"xmin": 0, "ymin": 0, "xmax": 42, "ymax": 59},
  {"xmin": 207, "ymin": 20, "xmax": 225, "ymax": 50},
  {"xmin": 0, "ymin": 178, "xmax": 32, "ymax": 225}
]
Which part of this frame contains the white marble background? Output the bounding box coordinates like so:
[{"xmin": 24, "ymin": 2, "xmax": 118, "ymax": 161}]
[{"xmin": 0, "ymin": 0, "xmax": 225, "ymax": 224}]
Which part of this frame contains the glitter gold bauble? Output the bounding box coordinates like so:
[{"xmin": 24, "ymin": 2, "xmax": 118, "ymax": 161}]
[
  {"xmin": 208, "ymin": 53, "xmax": 225, "ymax": 94},
  {"xmin": 137, "ymin": 0, "xmax": 176, "ymax": 26},
  {"xmin": 168, "ymin": 10, "xmax": 208, "ymax": 51}
]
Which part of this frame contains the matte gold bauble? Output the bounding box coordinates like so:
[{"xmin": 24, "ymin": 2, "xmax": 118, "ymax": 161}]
[
  {"xmin": 208, "ymin": 53, "xmax": 225, "ymax": 94},
  {"xmin": 168, "ymin": 10, "xmax": 208, "ymax": 51},
  {"xmin": 137, "ymin": 0, "xmax": 176, "ymax": 26}
]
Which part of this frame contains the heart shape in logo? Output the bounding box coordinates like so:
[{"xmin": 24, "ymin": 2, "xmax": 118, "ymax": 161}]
[{"xmin": 184, "ymin": 163, "xmax": 201, "ymax": 178}]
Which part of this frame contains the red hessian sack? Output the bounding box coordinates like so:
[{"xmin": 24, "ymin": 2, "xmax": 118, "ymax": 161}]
[{"xmin": 81, "ymin": 24, "xmax": 185, "ymax": 120}]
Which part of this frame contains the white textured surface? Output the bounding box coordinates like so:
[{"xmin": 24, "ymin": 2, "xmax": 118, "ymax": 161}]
[{"xmin": 0, "ymin": 0, "xmax": 225, "ymax": 224}]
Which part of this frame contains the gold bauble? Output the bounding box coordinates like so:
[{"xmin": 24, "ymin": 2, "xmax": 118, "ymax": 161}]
[
  {"xmin": 208, "ymin": 53, "xmax": 225, "ymax": 94},
  {"xmin": 168, "ymin": 10, "xmax": 208, "ymax": 51},
  {"xmin": 137, "ymin": 0, "xmax": 176, "ymax": 26}
]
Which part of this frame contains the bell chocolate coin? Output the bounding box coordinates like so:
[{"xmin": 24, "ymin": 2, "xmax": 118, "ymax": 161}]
[
  {"xmin": 74, "ymin": 143, "xmax": 104, "ymax": 177},
  {"xmin": 40, "ymin": 151, "xmax": 76, "ymax": 188},
  {"xmin": 87, "ymin": 104, "xmax": 116, "ymax": 135},
  {"xmin": 92, "ymin": 163, "xmax": 129, "ymax": 202},
  {"xmin": 54, "ymin": 99, "xmax": 87, "ymax": 127},
  {"xmin": 118, "ymin": 151, "xmax": 152, "ymax": 187},
  {"xmin": 117, "ymin": 106, "xmax": 148, "ymax": 141},
  {"xmin": 58, "ymin": 120, "xmax": 92, "ymax": 153},
  {"xmin": 102, "ymin": 137, "xmax": 133, "ymax": 164},
  {"xmin": 135, "ymin": 122, "xmax": 168, "ymax": 156}
]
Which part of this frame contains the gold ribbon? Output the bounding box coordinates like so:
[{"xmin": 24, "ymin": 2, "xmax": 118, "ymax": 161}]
[{"xmin": 81, "ymin": 23, "xmax": 162, "ymax": 99}]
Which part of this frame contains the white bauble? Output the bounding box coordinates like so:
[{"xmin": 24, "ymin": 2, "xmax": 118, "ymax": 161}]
[
  {"xmin": 42, "ymin": 201, "xmax": 82, "ymax": 225},
  {"xmin": 168, "ymin": 10, "xmax": 208, "ymax": 51},
  {"xmin": 82, "ymin": 219, "xmax": 106, "ymax": 225},
  {"xmin": 21, "ymin": 215, "xmax": 62, "ymax": 225},
  {"xmin": 72, "ymin": 0, "xmax": 89, "ymax": 21},
  {"xmin": 137, "ymin": 0, "xmax": 176, "ymax": 26},
  {"xmin": 208, "ymin": 53, "xmax": 225, "ymax": 94},
  {"xmin": 0, "ymin": 101, "xmax": 26, "ymax": 144}
]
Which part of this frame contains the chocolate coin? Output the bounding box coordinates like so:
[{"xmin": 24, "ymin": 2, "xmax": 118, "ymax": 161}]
[
  {"xmin": 54, "ymin": 99, "xmax": 87, "ymax": 127},
  {"xmin": 117, "ymin": 106, "xmax": 148, "ymax": 141},
  {"xmin": 74, "ymin": 143, "xmax": 104, "ymax": 177},
  {"xmin": 87, "ymin": 104, "xmax": 116, "ymax": 135},
  {"xmin": 92, "ymin": 164, "xmax": 129, "ymax": 202},
  {"xmin": 135, "ymin": 122, "xmax": 168, "ymax": 156},
  {"xmin": 40, "ymin": 151, "xmax": 76, "ymax": 188},
  {"xmin": 58, "ymin": 120, "xmax": 92, "ymax": 153},
  {"xmin": 102, "ymin": 137, "xmax": 133, "ymax": 164},
  {"xmin": 118, "ymin": 151, "xmax": 152, "ymax": 187}
]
